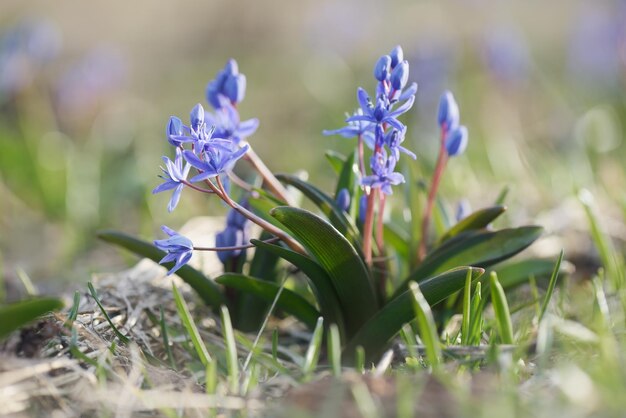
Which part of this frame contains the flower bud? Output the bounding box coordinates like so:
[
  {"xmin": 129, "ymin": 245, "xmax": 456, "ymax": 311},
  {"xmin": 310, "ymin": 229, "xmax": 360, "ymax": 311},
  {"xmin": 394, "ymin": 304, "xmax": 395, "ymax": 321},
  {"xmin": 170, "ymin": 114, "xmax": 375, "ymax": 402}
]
[
  {"xmin": 224, "ymin": 73, "xmax": 246, "ymax": 103},
  {"xmin": 226, "ymin": 205, "xmax": 249, "ymax": 229},
  {"xmin": 437, "ymin": 90, "xmax": 460, "ymax": 130},
  {"xmin": 390, "ymin": 60, "xmax": 409, "ymax": 90},
  {"xmin": 335, "ymin": 188, "xmax": 351, "ymax": 212},
  {"xmin": 389, "ymin": 45, "xmax": 404, "ymax": 68},
  {"xmin": 224, "ymin": 58, "xmax": 239, "ymax": 76},
  {"xmin": 358, "ymin": 195, "xmax": 368, "ymax": 224},
  {"xmin": 215, "ymin": 226, "xmax": 244, "ymax": 264},
  {"xmin": 445, "ymin": 125, "xmax": 468, "ymax": 157},
  {"xmin": 166, "ymin": 116, "xmax": 183, "ymax": 136},
  {"xmin": 190, "ymin": 103, "xmax": 205, "ymax": 130},
  {"xmin": 373, "ymin": 55, "xmax": 392, "ymax": 81}
]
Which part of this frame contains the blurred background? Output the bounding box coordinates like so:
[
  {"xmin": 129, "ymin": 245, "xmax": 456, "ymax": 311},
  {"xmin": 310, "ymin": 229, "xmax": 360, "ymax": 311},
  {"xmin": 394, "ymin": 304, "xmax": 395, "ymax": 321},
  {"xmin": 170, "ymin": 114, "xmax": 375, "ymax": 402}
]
[{"xmin": 1, "ymin": 0, "xmax": 625, "ymax": 293}]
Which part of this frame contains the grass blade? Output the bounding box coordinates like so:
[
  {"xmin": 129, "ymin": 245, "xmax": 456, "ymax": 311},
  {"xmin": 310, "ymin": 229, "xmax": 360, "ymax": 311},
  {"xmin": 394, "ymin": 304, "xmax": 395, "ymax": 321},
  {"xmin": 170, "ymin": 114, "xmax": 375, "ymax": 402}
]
[
  {"xmin": 220, "ymin": 306, "xmax": 239, "ymax": 394},
  {"xmin": 489, "ymin": 272, "xmax": 514, "ymax": 344},
  {"xmin": 461, "ymin": 269, "xmax": 472, "ymax": 345},
  {"xmin": 302, "ymin": 316, "xmax": 324, "ymax": 380},
  {"xmin": 87, "ymin": 282, "xmax": 130, "ymax": 344},
  {"xmin": 171, "ymin": 283, "xmax": 211, "ymax": 366},
  {"xmin": 538, "ymin": 250, "xmax": 565, "ymax": 322},
  {"xmin": 160, "ymin": 307, "xmax": 176, "ymax": 369},
  {"xmin": 409, "ymin": 282, "xmax": 442, "ymax": 368},
  {"xmin": 327, "ymin": 323, "xmax": 342, "ymax": 377}
]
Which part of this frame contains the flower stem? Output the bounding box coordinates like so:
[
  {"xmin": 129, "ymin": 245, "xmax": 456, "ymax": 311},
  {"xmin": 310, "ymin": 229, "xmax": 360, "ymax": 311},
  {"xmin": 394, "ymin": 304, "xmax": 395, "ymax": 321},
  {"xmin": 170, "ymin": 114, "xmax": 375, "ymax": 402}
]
[
  {"xmin": 213, "ymin": 177, "xmax": 306, "ymax": 255},
  {"xmin": 243, "ymin": 144, "xmax": 296, "ymax": 206},
  {"xmin": 194, "ymin": 237, "xmax": 280, "ymax": 252},
  {"xmin": 375, "ymin": 192, "xmax": 386, "ymax": 254},
  {"xmin": 362, "ymin": 188, "xmax": 377, "ymax": 266},
  {"xmin": 418, "ymin": 131, "xmax": 449, "ymax": 261}
]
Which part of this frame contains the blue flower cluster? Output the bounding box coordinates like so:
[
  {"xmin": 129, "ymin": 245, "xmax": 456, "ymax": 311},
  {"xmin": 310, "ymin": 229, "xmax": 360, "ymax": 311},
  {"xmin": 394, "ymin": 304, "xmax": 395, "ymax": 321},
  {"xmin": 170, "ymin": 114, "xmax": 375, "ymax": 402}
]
[
  {"xmin": 154, "ymin": 59, "xmax": 258, "ymax": 213},
  {"xmin": 437, "ymin": 91, "xmax": 468, "ymax": 157},
  {"xmin": 215, "ymin": 204, "xmax": 250, "ymax": 265},
  {"xmin": 324, "ymin": 45, "xmax": 417, "ymax": 195}
]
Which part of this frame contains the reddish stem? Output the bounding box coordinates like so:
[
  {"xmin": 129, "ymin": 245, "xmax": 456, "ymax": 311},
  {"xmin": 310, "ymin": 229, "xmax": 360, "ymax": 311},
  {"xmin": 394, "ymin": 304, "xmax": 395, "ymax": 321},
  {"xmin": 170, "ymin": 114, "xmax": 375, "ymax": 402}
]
[
  {"xmin": 194, "ymin": 237, "xmax": 280, "ymax": 252},
  {"xmin": 243, "ymin": 145, "xmax": 296, "ymax": 206},
  {"xmin": 418, "ymin": 129, "xmax": 449, "ymax": 261},
  {"xmin": 362, "ymin": 188, "xmax": 377, "ymax": 266}
]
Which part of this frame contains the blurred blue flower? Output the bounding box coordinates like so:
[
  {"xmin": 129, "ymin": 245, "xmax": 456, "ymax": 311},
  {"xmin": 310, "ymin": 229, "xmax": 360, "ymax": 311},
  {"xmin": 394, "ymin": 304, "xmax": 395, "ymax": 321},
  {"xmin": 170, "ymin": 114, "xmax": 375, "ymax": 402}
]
[
  {"xmin": 455, "ymin": 199, "xmax": 471, "ymax": 223},
  {"xmin": 215, "ymin": 226, "xmax": 246, "ymax": 264},
  {"xmin": 361, "ymin": 150, "xmax": 405, "ymax": 195},
  {"xmin": 153, "ymin": 148, "xmax": 190, "ymax": 212},
  {"xmin": 154, "ymin": 226, "xmax": 194, "ymax": 275},
  {"xmin": 482, "ymin": 27, "xmax": 530, "ymax": 84},
  {"xmin": 323, "ymin": 108, "xmax": 375, "ymax": 145},
  {"xmin": 206, "ymin": 59, "xmax": 247, "ymax": 109}
]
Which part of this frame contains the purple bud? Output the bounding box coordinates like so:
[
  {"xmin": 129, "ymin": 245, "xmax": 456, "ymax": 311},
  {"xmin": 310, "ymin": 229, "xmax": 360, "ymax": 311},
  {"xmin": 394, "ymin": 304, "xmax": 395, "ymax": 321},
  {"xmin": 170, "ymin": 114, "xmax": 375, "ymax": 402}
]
[
  {"xmin": 166, "ymin": 116, "xmax": 183, "ymax": 136},
  {"xmin": 190, "ymin": 103, "xmax": 204, "ymax": 131},
  {"xmin": 335, "ymin": 188, "xmax": 351, "ymax": 212},
  {"xmin": 358, "ymin": 195, "xmax": 368, "ymax": 223},
  {"xmin": 390, "ymin": 60, "xmax": 409, "ymax": 90},
  {"xmin": 226, "ymin": 206, "xmax": 249, "ymax": 229},
  {"xmin": 373, "ymin": 55, "xmax": 392, "ymax": 81},
  {"xmin": 445, "ymin": 125, "xmax": 468, "ymax": 157},
  {"xmin": 389, "ymin": 45, "xmax": 404, "ymax": 68},
  {"xmin": 224, "ymin": 59, "xmax": 239, "ymax": 76},
  {"xmin": 216, "ymin": 226, "xmax": 244, "ymax": 264},
  {"xmin": 437, "ymin": 90, "xmax": 460, "ymax": 130},
  {"xmin": 224, "ymin": 73, "xmax": 246, "ymax": 103}
]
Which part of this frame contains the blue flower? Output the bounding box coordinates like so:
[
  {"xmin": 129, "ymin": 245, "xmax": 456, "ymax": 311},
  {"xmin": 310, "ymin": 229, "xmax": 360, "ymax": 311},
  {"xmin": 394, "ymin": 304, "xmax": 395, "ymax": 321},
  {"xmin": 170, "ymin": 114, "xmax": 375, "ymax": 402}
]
[
  {"xmin": 216, "ymin": 205, "xmax": 250, "ymax": 265},
  {"xmin": 390, "ymin": 60, "xmax": 409, "ymax": 90},
  {"xmin": 361, "ymin": 150, "xmax": 405, "ymax": 195},
  {"xmin": 389, "ymin": 45, "xmax": 404, "ymax": 68},
  {"xmin": 322, "ymin": 108, "xmax": 375, "ymax": 145},
  {"xmin": 154, "ymin": 226, "xmax": 193, "ymax": 275},
  {"xmin": 384, "ymin": 127, "xmax": 416, "ymax": 161},
  {"xmin": 153, "ymin": 148, "xmax": 191, "ymax": 212},
  {"xmin": 205, "ymin": 101, "xmax": 259, "ymax": 145},
  {"xmin": 374, "ymin": 55, "xmax": 392, "ymax": 81},
  {"xmin": 444, "ymin": 125, "xmax": 468, "ymax": 157},
  {"xmin": 347, "ymin": 87, "xmax": 415, "ymax": 131},
  {"xmin": 183, "ymin": 143, "xmax": 249, "ymax": 182}
]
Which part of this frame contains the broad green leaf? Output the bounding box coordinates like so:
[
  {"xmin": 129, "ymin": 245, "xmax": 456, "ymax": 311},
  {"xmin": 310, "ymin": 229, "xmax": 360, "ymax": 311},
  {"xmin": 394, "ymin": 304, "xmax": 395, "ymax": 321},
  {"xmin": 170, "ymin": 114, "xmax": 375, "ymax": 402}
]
[
  {"xmin": 437, "ymin": 206, "xmax": 507, "ymax": 245},
  {"xmin": 0, "ymin": 297, "xmax": 64, "ymax": 339},
  {"xmin": 488, "ymin": 257, "xmax": 573, "ymax": 294},
  {"xmin": 236, "ymin": 231, "xmax": 281, "ymax": 332},
  {"xmin": 345, "ymin": 267, "xmax": 484, "ymax": 360},
  {"xmin": 248, "ymin": 196, "xmax": 287, "ymax": 230},
  {"xmin": 251, "ymin": 239, "xmax": 345, "ymax": 336},
  {"xmin": 216, "ymin": 274, "xmax": 320, "ymax": 329},
  {"xmin": 275, "ymin": 174, "xmax": 362, "ymax": 250},
  {"xmin": 98, "ymin": 230, "xmax": 224, "ymax": 307},
  {"xmin": 325, "ymin": 150, "xmax": 347, "ymax": 174},
  {"xmin": 397, "ymin": 226, "xmax": 543, "ymax": 297},
  {"xmin": 270, "ymin": 206, "xmax": 378, "ymax": 337}
]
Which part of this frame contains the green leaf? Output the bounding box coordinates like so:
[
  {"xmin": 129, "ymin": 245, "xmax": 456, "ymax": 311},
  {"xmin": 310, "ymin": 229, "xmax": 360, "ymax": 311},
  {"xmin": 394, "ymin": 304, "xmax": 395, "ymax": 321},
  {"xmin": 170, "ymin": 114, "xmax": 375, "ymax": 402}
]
[
  {"xmin": 538, "ymin": 250, "xmax": 565, "ymax": 322},
  {"xmin": 216, "ymin": 274, "xmax": 320, "ymax": 329},
  {"xmin": 88, "ymin": 282, "xmax": 130, "ymax": 344},
  {"xmin": 489, "ymin": 257, "xmax": 573, "ymax": 294},
  {"xmin": 270, "ymin": 206, "xmax": 378, "ymax": 337},
  {"xmin": 325, "ymin": 150, "xmax": 347, "ymax": 174},
  {"xmin": 397, "ymin": 226, "xmax": 543, "ymax": 296},
  {"xmin": 437, "ymin": 206, "xmax": 507, "ymax": 245},
  {"xmin": 251, "ymin": 239, "xmax": 345, "ymax": 336},
  {"xmin": 275, "ymin": 174, "xmax": 362, "ymax": 249},
  {"xmin": 0, "ymin": 297, "xmax": 64, "ymax": 340},
  {"xmin": 97, "ymin": 230, "xmax": 224, "ymax": 307},
  {"xmin": 345, "ymin": 267, "xmax": 484, "ymax": 361},
  {"xmin": 302, "ymin": 317, "xmax": 324, "ymax": 380}
]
